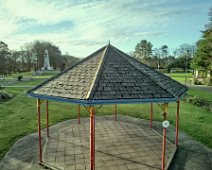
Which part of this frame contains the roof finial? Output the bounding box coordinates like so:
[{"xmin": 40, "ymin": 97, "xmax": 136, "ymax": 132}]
[{"xmin": 108, "ymin": 40, "xmax": 110, "ymax": 45}]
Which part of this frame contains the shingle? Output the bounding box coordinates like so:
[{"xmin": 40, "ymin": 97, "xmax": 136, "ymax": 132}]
[
  {"xmin": 28, "ymin": 44, "xmax": 187, "ymax": 102},
  {"xmin": 32, "ymin": 46, "xmax": 105, "ymax": 99}
]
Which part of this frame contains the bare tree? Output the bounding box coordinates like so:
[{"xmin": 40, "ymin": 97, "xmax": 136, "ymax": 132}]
[
  {"xmin": 0, "ymin": 41, "xmax": 10, "ymax": 75},
  {"xmin": 134, "ymin": 40, "xmax": 153, "ymax": 61}
]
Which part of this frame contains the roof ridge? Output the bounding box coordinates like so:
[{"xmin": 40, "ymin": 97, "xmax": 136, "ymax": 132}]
[
  {"xmin": 127, "ymin": 55, "xmax": 188, "ymax": 97},
  {"xmin": 86, "ymin": 44, "xmax": 110, "ymax": 100},
  {"xmin": 133, "ymin": 58, "xmax": 188, "ymax": 97},
  {"xmin": 128, "ymin": 54, "xmax": 188, "ymax": 90},
  {"xmin": 27, "ymin": 45, "xmax": 108, "ymax": 94},
  {"xmin": 27, "ymin": 44, "xmax": 188, "ymax": 104},
  {"xmin": 112, "ymin": 46, "xmax": 176, "ymax": 98}
]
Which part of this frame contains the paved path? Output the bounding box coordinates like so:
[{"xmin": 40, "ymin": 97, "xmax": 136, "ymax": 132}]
[
  {"xmin": 188, "ymin": 85, "xmax": 212, "ymax": 93},
  {"xmin": 0, "ymin": 115, "xmax": 211, "ymax": 170},
  {"xmin": 1, "ymin": 86, "xmax": 34, "ymax": 88}
]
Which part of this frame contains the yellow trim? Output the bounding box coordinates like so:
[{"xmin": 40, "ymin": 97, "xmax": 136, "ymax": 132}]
[{"xmin": 86, "ymin": 45, "xmax": 108, "ymax": 99}]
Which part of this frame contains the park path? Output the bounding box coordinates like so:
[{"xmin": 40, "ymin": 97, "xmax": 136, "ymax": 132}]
[
  {"xmin": 0, "ymin": 115, "xmax": 211, "ymax": 170},
  {"xmin": 188, "ymin": 85, "xmax": 212, "ymax": 93},
  {"xmin": 1, "ymin": 86, "xmax": 34, "ymax": 88}
]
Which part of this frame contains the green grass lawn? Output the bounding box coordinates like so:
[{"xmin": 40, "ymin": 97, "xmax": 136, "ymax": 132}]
[
  {"xmin": 0, "ymin": 72, "xmax": 212, "ymax": 161},
  {"xmin": 0, "ymin": 72, "xmax": 56, "ymax": 86},
  {"xmin": 187, "ymin": 88, "xmax": 212, "ymax": 101},
  {"xmin": 166, "ymin": 73, "xmax": 193, "ymax": 84},
  {"xmin": 12, "ymin": 79, "xmax": 47, "ymax": 86},
  {"xmin": 3, "ymin": 72, "xmax": 56, "ymax": 79}
]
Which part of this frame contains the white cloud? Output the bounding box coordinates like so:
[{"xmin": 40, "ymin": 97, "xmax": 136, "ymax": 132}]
[{"xmin": 0, "ymin": 0, "xmax": 210, "ymax": 56}]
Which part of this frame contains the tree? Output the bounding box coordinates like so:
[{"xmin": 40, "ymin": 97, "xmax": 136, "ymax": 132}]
[
  {"xmin": 133, "ymin": 40, "xmax": 153, "ymax": 62},
  {"xmin": 133, "ymin": 41, "xmax": 176, "ymax": 69},
  {"xmin": 178, "ymin": 44, "xmax": 195, "ymax": 57},
  {"xmin": 60, "ymin": 54, "xmax": 80, "ymax": 70},
  {"xmin": 192, "ymin": 8, "xmax": 212, "ymax": 71},
  {"xmin": 192, "ymin": 38, "xmax": 212, "ymax": 70},
  {"xmin": 7, "ymin": 50, "xmax": 20, "ymax": 74},
  {"xmin": 0, "ymin": 40, "xmax": 80, "ymax": 74},
  {"xmin": 21, "ymin": 43, "xmax": 35, "ymax": 71},
  {"xmin": 166, "ymin": 55, "xmax": 192, "ymax": 72},
  {"xmin": 158, "ymin": 45, "xmax": 169, "ymax": 69},
  {"xmin": 152, "ymin": 46, "xmax": 175, "ymax": 69},
  {"xmin": 0, "ymin": 41, "xmax": 10, "ymax": 75},
  {"xmin": 161, "ymin": 45, "xmax": 169, "ymax": 58},
  {"xmin": 21, "ymin": 40, "xmax": 63, "ymax": 71}
]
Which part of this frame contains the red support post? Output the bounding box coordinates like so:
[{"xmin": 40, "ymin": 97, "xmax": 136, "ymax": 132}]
[
  {"xmin": 114, "ymin": 104, "xmax": 117, "ymax": 121},
  {"xmin": 78, "ymin": 104, "xmax": 80, "ymax": 124},
  {"xmin": 161, "ymin": 103, "xmax": 168, "ymax": 170},
  {"xmin": 94, "ymin": 107, "xmax": 95, "ymax": 169},
  {"xmin": 150, "ymin": 103, "xmax": 153, "ymax": 128},
  {"xmin": 175, "ymin": 100, "xmax": 180, "ymax": 146},
  {"xmin": 37, "ymin": 98, "xmax": 42, "ymax": 163},
  {"xmin": 46, "ymin": 100, "xmax": 49, "ymax": 137},
  {"xmin": 90, "ymin": 106, "xmax": 95, "ymax": 170}
]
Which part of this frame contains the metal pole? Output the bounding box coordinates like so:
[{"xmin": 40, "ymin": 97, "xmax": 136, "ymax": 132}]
[
  {"xmin": 94, "ymin": 107, "xmax": 95, "ymax": 169},
  {"xmin": 185, "ymin": 50, "xmax": 189, "ymax": 85},
  {"xmin": 46, "ymin": 100, "xmax": 49, "ymax": 137},
  {"xmin": 90, "ymin": 106, "xmax": 95, "ymax": 170},
  {"xmin": 114, "ymin": 104, "xmax": 117, "ymax": 121},
  {"xmin": 158, "ymin": 54, "xmax": 160, "ymax": 72},
  {"xmin": 78, "ymin": 104, "xmax": 80, "ymax": 124},
  {"xmin": 37, "ymin": 98, "xmax": 42, "ymax": 163},
  {"xmin": 175, "ymin": 100, "xmax": 180, "ymax": 146},
  {"xmin": 158, "ymin": 49, "xmax": 160, "ymax": 72},
  {"xmin": 150, "ymin": 103, "xmax": 153, "ymax": 128},
  {"xmin": 162, "ymin": 103, "xmax": 168, "ymax": 170}
]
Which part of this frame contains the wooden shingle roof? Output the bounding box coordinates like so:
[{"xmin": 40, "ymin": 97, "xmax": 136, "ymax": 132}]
[{"xmin": 27, "ymin": 44, "xmax": 188, "ymax": 105}]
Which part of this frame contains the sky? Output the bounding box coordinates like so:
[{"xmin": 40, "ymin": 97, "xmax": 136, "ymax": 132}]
[{"xmin": 0, "ymin": 0, "xmax": 211, "ymax": 57}]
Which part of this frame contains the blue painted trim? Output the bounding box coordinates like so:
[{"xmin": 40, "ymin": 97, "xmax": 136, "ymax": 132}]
[{"xmin": 27, "ymin": 93, "xmax": 177, "ymax": 105}]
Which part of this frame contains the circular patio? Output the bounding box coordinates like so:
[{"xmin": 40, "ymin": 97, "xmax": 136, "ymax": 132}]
[{"xmin": 42, "ymin": 116, "xmax": 175, "ymax": 170}]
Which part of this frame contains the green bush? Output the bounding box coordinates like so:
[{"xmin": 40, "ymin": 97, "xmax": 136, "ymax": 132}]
[
  {"xmin": 193, "ymin": 78, "xmax": 204, "ymax": 85},
  {"xmin": 17, "ymin": 75, "xmax": 23, "ymax": 81},
  {"xmin": 206, "ymin": 77, "xmax": 212, "ymax": 86},
  {"xmin": 0, "ymin": 91, "xmax": 12, "ymax": 102},
  {"xmin": 184, "ymin": 94, "xmax": 212, "ymax": 111}
]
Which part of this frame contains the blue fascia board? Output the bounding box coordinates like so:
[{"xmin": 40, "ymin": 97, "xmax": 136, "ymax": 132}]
[{"xmin": 27, "ymin": 93, "xmax": 177, "ymax": 106}]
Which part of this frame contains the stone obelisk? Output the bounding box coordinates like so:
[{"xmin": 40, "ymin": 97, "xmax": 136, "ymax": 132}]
[{"xmin": 41, "ymin": 50, "xmax": 53, "ymax": 71}]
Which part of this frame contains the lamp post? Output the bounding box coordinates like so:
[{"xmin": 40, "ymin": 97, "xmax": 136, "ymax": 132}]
[
  {"xmin": 158, "ymin": 53, "xmax": 160, "ymax": 72},
  {"xmin": 154, "ymin": 48, "xmax": 160, "ymax": 72},
  {"xmin": 185, "ymin": 50, "xmax": 189, "ymax": 85}
]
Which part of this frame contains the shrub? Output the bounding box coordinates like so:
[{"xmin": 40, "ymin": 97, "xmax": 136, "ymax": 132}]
[
  {"xmin": 206, "ymin": 77, "xmax": 212, "ymax": 86},
  {"xmin": 184, "ymin": 94, "xmax": 212, "ymax": 111},
  {"xmin": 193, "ymin": 78, "xmax": 203, "ymax": 85},
  {"xmin": 17, "ymin": 75, "xmax": 23, "ymax": 81},
  {"xmin": 0, "ymin": 92, "xmax": 12, "ymax": 102}
]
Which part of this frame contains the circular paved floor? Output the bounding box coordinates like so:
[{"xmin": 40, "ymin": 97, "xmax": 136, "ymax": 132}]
[
  {"xmin": 42, "ymin": 117, "xmax": 174, "ymax": 170},
  {"xmin": 0, "ymin": 115, "xmax": 212, "ymax": 170}
]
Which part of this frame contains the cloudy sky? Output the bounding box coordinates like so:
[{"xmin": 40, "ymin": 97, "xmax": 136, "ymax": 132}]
[{"xmin": 0, "ymin": 0, "xmax": 211, "ymax": 57}]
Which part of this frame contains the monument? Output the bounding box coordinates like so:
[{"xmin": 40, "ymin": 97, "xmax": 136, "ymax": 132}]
[{"xmin": 41, "ymin": 50, "xmax": 53, "ymax": 71}]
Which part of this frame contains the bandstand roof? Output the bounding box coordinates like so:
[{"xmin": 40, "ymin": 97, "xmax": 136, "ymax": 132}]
[{"xmin": 27, "ymin": 44, "xmax": 188, "ymax": 105}]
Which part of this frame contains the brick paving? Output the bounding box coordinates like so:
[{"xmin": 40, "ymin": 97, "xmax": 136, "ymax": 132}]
[
  {"xmin": 42, "ymin": 117, "xmax": 175, "ymax": 170},
  {"xmin": 2, "ymin": 115, "xmax": 211, "ymax": 170}
]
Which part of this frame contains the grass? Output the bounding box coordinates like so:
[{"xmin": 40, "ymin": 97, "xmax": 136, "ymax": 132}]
[
  {"xmin": 0, "ymin": 72, "xmax": 212, "ymax": 161},
  {"xmin": 0, "ymin": 87, "xmax": 113, "ymax": 159},
  {"xmin": 166, "ymin": 73, "xmax": 192, "ymax": 84},
  {"xmin": 0, "ymin": 72, "xmax": 56, "ymax": 86},
  {"xmin": 188, "ymin": 88, "xmax": 212, "ymax": 101},
  {"xmin": 13, "ymin": 79, "xmax": 46, "ymax": 86},
  {"xmin": 3, "ymin": 72, "xmax": 56, "ymax": 79}
]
